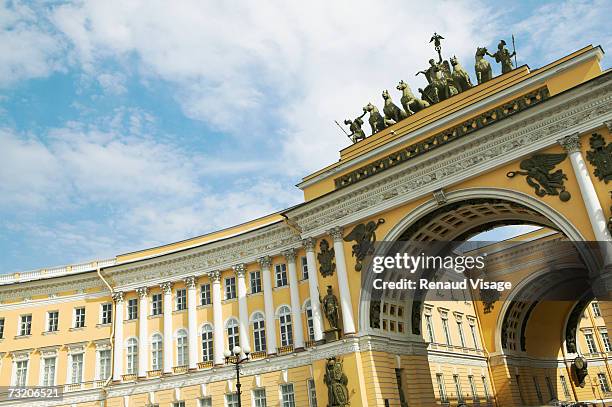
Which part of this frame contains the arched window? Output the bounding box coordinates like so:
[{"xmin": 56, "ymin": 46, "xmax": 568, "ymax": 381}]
[
  {"xmin": 252, "ymin": 312, "xmax": 266, "ymax": 352},
  {"xmin": 177, "ymin": 329, "xmax": 188, "ymax": 366},
  {"xmin": 304, "ymin": 300, "xmax": 315, "ymax": 341},
  {"xmin": 201, "ymin": 324, "xmax": 213, "ymax": 362},
  {"xmin": 279, "ymin": 306, "xmax": 293, "ymax": 347},
  {"xmin": 126, "ymin": 338, "xmax": 138, "ymax": 375},
  {"xmin": 151, "ymin": 334, "xmax": 163, "ymax": 371},
  {"xmin": 227, "ymin": 318, "xmax": 240, "ymax": 352}
]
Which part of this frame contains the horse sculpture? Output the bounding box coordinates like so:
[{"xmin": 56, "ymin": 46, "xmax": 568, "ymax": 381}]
[
  {"xmin": 475, "ymin": 47, "xmax": 493, "ymax": 84},
  {"xmin": 396, "ymin": 80, "xmax": 429, "ymax": 115},
  {"xmin": 382, "ymin": 90, "xmax": 407, "ymax": 126},
  {"xmin": 363, "ymin": 103, "xmax": 386, "ymax": 134},
  {"xmin": 450, "ymin": 55, "xmax": 473, "ymax": 92}
]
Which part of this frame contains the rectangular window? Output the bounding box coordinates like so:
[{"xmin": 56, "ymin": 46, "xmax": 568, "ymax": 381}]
[
  {"xmin": 275, "ymin": 264, "xmax": 288, "ymax": 287},
  {"xmin": 545, "ymin": 376, "xmax": 555, "ymax": 399},
  {"xmin": 127, "ymin": 298, "xmax": 138, "ymax": 320},
  {"xmin": 533, "ymin": 376, "xmax": 543, "ymax": 404},
  {"xmin": 601, "ymin": 330, "xmax": 611, "ymax": 352},
  {"xmin": 199, "ymin": 398, "xmax": 212, "ymax": 407},
  {"xmin": 225, "ymin": 277, "xmax": 236, "ymax": 300},
  {"xmin": 101, "ymin": 303, "xmax": 112, "ymax": 324},
  {"xmin": 468, "ymin": 375, "xmax": 478, "ymax": 401},
  {"xmin": 457, "ymin": 321, "xmax": 466, "ymax": 347},
  {"xmin": 41, "ymin": 357, "xmax": 56, "ymax": 386},
  {"xmin": 98, "ymin": 350, "xmax": 111, "ymax": 380},
  {"xmin": 516, "ymin": 375, "xmax": 525, "ymax": 405},
  {"xmin": 453, "ymin": 375, "xmax": 464, "ymax": 402},
  {"xmin": 253, "ymin": 388, "xmax": 267, "ymax": 407},
  {"xmin": 301, "ymin": 256, "xmax": 309, "ymax": 280},
  {"xmin": 441, "ymin": 317, "xmax": 451, "ymax": 345},
  {"xmin": 47, "ymin": 311, "xmax": 59, "ymax": 332},
  {"xmin": 151, "ymin": 293, "xmax": 162, "ymax": 315},
  {"xmin": 74, "ymin": 307, "xmax": 85, "ymax": 328},
  {"xmin": 598, "ymin": 373, "xmax": 611, "ymax": 393},
  {"xmin": 470, "ymin": 323, "xmax": 480, "ymax": 349},
  {"xmin": 585, "ymin": 333, "xmax": 598, "ymax": 353},
  {"xmin": 308, "ymin": 378, "xmax": 318, "ymax": 407},
  {"xmin": 172, "ymin": 402, "xmax": 185, "ymax": 407},
  {"xmin": 20, "ymin": 314, "xmax": 32, "ymax": 336},
  {"xmin": 482, "ymin": 376, "xmax": 491, "ymax": 401},
  {"xmin": 250, "ymin": 271, "xmax": 262, "ymax": 294},
  {"xmin": 436, "ymin": 373, "xmax": 447, "ymax": 403},
  {"xmin": 425, "ymin": 314, "xmax": 435, "ymax": 342},
  {"xmin": 560, "ymin": 375, "xmax": 571, "ymax": 399},
  {"xmin": 152, "ymin": 337, "xmax": 163, "ymax": 370},
  {"xmin": 70, "ymin": 353, "xmax": 84, "ymax": 384},
  {"xmin": 226, "ymin": 393, "xmax": 239, "ymax": 407},
  {"xmin": 280, "ymin": 383, "xmax": 296, "ymax": 407},
  {"xmin": 200, "ymin": 284, "xmax": 211, "ymax": 305},
  {"xmin": 0, "ymin": 318, "xmax": 4, "ymax": 338},
  {"xmin": 14, "ymin": 360, "xmax": 28, "ymax": 386},
  {"xmin": 592, "ymin": 301, "xmax": 602, "ymax": 317},
  {"xmin": 176, "ymin": 289, "xmax": 187, "ymax": 310}
]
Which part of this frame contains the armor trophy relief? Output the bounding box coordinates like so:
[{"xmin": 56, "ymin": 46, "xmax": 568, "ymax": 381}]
[{"xmin": 342, "ymin": 32, "xmax": 518, "ymax": 144}]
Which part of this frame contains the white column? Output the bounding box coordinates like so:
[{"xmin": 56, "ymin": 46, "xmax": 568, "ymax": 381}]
[
  {"xmin": 112, "ymin": 292, "xmax": 124, "ymax": 381},
  {"xmin": 559, "ymin": 134, "xmax": 612, "ymax": 264},
  {"xmin": 284, "ymin": 249, "xmax": 305, "ymax": 349},
  {"xmin": 303, "ymin": 238, "xmax": 324, "ymax": 341},
  {"xmin": 211, "ymin": 271, "xmax": 224, "ymax": 365},
  {"xmin": 136, "ymin": 287, "xmax": 148, "ymax": 377},
  {"xmin": 234, "ymin": 264, "xmax": 251, "ymax": 356},
  {"xmin": 329, "ymin": 227, "xmax": 356, "ymax": 334},
  {"xmin": 185, "ymin": 276, "xmax": 198, "ymax": 369},
  {"xmin": 160, "ymin": 282, "xmax": 173, "ymax": 374},
  {"xmin": 259, "ymin": 256, "xmax": 278, "ymax": 354}
]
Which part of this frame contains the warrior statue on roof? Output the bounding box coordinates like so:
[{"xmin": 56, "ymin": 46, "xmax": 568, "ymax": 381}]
[{"xmin": 487, "ymin": 39, "xmax": 516, "ymax": 74}]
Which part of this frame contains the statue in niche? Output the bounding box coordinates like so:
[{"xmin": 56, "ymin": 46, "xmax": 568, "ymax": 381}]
[
  {"xmin": 344, "ymin": 112, "xmax": 367, "ymax": 144},
  {"xmin": 382, "ymin": 89, "xmax": 407, "ymax": 126},
  {"xmin": 396, "ymin": 80, "xmax": 429, "ymax": 115},
  {"xmin": 343, "ymin": 218, "xmax": 385, "ymax": 271},
  {"xmin": 320, "ymin": 285, "xmax": 340, "ymax": 330},
  {"xmin": 324, "ymin": 357, "xmax": 349, "ymax": 407},
  {"xmin": 487, "ymin": 39, "xmax": 515, "ymax": 74},
  {"xmin": 363, "ymin": 103, "xmax": 387, "ymax": 134},
  {"xmin": 317, "ymin": 239, "xmax": 336, "ymax": 277},
  {"xmin": 475, "ymin": 46, "xmax": 493, "ymax": 84},
  {"xmin": 450, "ymin": 55, "xmax": 473, "ymax": 92}
]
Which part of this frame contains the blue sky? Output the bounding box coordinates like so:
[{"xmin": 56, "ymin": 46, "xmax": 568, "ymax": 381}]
[{"xmin": 1, "ymin": 0, "xmax": 610, "ymax": 273}]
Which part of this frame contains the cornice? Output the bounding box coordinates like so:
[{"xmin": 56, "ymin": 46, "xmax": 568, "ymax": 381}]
[{"xmin": 0, "ymin": 274, "xmax": 105, "ymax": 303}]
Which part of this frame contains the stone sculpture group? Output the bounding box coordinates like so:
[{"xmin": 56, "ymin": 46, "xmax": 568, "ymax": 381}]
[{"xmin": 344, "ymin": 34, "xmax": 517, "ymax": 143}]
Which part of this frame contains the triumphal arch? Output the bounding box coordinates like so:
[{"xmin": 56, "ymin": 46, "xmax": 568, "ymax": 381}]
[{"xmin": 0, "ymin": 38, "xmax": 610, "ymax": 407}]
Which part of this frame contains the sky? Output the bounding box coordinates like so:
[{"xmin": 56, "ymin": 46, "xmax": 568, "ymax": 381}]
[{"xmin": 1, "ymin": 0, "xmax": 610, "ymax": 274}]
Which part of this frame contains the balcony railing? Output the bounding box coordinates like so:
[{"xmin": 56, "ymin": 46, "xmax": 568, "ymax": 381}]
[
  {"xmin": 304, "ymin": 340, "xmax": 316, "ymax": 348},
  {"xmin": 197, "ymin": 361, "xmax": 213, "ymax": 369},
  {"xmin": 250, "ymin": 351, "xmax": 267, "ymax": 360},
  {"xmin": 147, "ymin": 369, "xmax": 162, "ymax": 378},
  {"xmin": 173, "ymin": 365, "xmax": 188, "ymax": 374},
  {"xmin": 121, "ymin": 374, "xmax": 137, "ymax": 382},
  {"xmin": 226, "ymin": 355, "xmax": 238, "ymax": 363},
  {"xmin": 64, "ymin": 383, "xmax": 83, "ymax": 392},
  {"xmin": 278, "ymin": 345, "xmax": 294, "ymax": 354}
]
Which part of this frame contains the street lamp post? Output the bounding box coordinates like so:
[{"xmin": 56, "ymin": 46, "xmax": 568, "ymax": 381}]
[{"xmin": 224, "ymin": 345, "xmax": 251, "ymax": 407}]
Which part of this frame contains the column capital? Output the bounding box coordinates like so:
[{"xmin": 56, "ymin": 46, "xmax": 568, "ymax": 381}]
[
  {"xmin": 112, "ymin": 291, "xmax": 124, "ymax": 302},
  {"xmin": 258, "ymin": 256, "xmax": 272, "ymax": 269},
  {"xmin": 210, "ymin": 270, "xmax": 221, "ymax": 282},
  {"xmin": 282, "ymin": 248, "xmax": 297, "ymax": 262},
  {"xmin": 605, "ymin": 120, "xmax": 612, "ymax": 133},
  {"xmin": 328, "ymin": 226, "xmax": 344, "ymax": 242},
  {"xmin": 233, "ymin": 264, "xmax": 246, "ymax": 278},
  {"xmin": 302, "ymin": 237, "xmax": 316, "ymax": 251},
  {"xmin": 136, "ymin": 287, "xmax": 148, "ymax": 298},
  {"xmin": 160, "ymin": 282, "xmax": 173, "ymax": 294},
  {"xmin": 558, "ymin": 133, "xmax": 581, "ymax": 153},
  {"xmin": 184, "ymin": 276, "xmax": 197, "ymax": 289}
]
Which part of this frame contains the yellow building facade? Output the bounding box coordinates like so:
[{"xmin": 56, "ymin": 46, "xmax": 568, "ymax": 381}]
[{"xmin": 0, "ymin": 45, "xmax": 611, "ymax": 407}]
